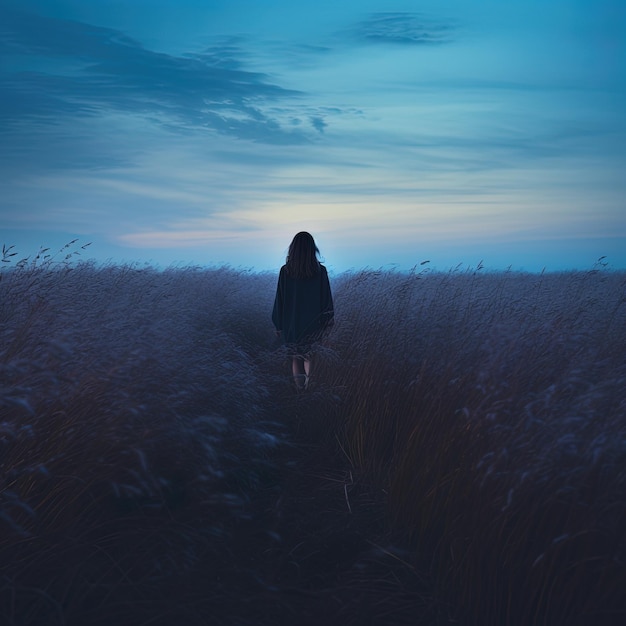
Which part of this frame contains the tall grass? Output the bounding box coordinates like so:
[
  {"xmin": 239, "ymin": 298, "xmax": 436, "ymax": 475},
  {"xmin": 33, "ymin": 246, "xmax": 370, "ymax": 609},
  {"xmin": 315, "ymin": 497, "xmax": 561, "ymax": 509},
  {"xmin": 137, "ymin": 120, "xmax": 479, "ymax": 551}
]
[
  {"xmin": 1, "ymin": 245, "xmax": 624, "ymax": 625},
  {"xmin": 1, "ymin": 247, "xmax": 285, "ymax": 624},
  {"xmin": 324, "ymin": 264, "xmax": 626, "ymax": 625}
]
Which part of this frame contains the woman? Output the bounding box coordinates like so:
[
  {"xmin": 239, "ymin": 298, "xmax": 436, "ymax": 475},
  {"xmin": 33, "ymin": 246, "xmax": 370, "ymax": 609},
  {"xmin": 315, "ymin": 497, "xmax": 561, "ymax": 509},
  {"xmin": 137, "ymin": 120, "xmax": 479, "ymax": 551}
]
[{"xmin": 272, "ymin": 232, "xmax": 334, "ymax": 390}]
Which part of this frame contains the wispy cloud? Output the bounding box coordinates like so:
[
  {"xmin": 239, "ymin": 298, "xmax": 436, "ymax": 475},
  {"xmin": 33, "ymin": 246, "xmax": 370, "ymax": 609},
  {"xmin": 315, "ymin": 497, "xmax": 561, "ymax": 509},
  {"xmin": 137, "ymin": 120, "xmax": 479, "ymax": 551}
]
[
  {"xmin": 0, "ymin": 6, "xmax": 310, "ymax": 144},
  {"xmin": 352, "ymin": 12, "xmax": 456, "ymax": 45},
  {"xmin": 309, "ymin": 115, "xmax": 327, "ymax": 134}
]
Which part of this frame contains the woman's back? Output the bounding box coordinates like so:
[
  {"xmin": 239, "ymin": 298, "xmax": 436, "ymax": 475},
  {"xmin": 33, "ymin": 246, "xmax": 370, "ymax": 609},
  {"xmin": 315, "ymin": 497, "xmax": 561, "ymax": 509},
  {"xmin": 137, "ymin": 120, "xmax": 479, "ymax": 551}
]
[{"xmin": 272, "ymin": 263, "xmax": 332, "ymax": 345}]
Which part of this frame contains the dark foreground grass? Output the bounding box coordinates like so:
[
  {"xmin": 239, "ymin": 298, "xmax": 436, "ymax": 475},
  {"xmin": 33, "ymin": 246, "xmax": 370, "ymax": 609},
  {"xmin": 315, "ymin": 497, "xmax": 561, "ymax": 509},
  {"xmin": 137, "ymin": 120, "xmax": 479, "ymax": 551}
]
[
  {"xmin": 325, "ymin": 265, "xmax": 626, "ymax": 626},
  {"xmin": 1, "ymin": 248, "xmax": 624, "ymax": 625}
]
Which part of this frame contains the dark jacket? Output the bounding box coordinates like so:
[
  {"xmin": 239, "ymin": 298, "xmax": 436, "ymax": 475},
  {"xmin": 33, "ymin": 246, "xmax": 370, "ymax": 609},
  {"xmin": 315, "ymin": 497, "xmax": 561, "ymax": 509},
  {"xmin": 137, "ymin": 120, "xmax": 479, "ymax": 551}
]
[{"xmin": 272, "ymin": 264, "xmax": 334, "ymax": 345}]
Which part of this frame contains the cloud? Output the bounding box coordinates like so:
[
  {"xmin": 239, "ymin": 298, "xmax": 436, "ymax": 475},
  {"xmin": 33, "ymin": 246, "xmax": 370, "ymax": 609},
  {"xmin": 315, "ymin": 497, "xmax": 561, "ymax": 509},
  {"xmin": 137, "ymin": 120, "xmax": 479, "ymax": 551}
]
[
  {"xmin": 352, "ymin": 12, "xmax": 455, "ymax": 45},
  {"xmin": 310, "ymin": 115, "xmax": 327, "ymax": 134},
  {"xmin": 0, "ymin": 6, "xmax": 311, "ymax": 145}
]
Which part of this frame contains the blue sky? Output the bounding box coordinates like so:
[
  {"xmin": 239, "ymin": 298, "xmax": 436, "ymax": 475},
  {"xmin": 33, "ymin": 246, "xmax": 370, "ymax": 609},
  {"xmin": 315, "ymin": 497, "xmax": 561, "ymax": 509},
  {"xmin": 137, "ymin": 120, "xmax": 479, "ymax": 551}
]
[{"xmin": 1, "ymin": 0, "xmax": 625, "ymax": 272}]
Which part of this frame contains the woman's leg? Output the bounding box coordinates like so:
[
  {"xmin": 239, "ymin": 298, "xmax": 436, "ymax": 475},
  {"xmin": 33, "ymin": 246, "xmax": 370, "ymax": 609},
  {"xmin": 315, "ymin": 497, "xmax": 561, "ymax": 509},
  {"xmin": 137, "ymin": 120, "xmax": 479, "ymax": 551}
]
[
  {"xmin": 303, "ymin": 358, "xmax": 311, "ymax": 388},
  {"xmin": 291, "ymin": 356, "xmax": 306, "ymax": 389}
]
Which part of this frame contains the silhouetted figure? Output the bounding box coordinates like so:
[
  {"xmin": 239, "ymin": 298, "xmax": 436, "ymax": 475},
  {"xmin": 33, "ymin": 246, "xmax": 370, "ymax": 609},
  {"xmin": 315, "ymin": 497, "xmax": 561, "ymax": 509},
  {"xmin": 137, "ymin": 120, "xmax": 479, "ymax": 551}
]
[{"xmin": 272, "ymin": 232, "xmax": 334, "ymax": 390}]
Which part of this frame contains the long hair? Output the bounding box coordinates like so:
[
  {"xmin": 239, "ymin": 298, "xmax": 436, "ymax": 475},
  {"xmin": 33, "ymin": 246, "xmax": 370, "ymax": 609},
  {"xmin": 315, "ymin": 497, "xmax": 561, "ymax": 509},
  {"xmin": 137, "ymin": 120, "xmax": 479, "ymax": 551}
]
[{"xmin": 285, "ymin": 231, "xmax": 321, "ymax": 279}]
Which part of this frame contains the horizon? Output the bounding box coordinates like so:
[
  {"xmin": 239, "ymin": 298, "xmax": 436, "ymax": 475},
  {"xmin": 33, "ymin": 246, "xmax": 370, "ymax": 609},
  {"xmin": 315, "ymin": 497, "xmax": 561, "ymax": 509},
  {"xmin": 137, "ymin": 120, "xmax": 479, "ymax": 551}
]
[{"xmin": 1, "ymin": 237, "xmax": 619, "ymax": 277}]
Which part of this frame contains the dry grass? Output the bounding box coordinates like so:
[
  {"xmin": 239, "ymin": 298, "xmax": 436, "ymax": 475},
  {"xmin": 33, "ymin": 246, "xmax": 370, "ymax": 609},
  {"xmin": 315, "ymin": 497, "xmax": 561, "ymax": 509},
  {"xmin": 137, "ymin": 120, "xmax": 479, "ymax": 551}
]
[
  {"xmin": 323, "ymin": 263, "xmax": 626, "ymax": 625},
  {"xmin": 1, "ymin": 244, "xmax": 624, "ymax": 625}
]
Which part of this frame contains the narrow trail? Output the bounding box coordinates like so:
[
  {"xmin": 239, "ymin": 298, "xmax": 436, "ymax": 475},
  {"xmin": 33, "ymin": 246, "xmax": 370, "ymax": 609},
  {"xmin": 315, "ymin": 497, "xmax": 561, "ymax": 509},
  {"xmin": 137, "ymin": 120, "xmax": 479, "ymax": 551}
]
[
  {"xmin": 0, "ymin": 373, "xmax": 446, "ymax": 626},
  {"xmin": 218, "ymin": 381, "xmax": 444, "ymax": 626}
]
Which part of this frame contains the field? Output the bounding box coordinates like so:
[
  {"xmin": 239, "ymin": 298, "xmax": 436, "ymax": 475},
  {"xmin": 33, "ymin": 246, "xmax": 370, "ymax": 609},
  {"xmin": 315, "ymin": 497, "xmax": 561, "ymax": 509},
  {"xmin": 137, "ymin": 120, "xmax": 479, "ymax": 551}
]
[{"xmin": 1, "ymin": 244, "xmax": 625, "ymax": 625}]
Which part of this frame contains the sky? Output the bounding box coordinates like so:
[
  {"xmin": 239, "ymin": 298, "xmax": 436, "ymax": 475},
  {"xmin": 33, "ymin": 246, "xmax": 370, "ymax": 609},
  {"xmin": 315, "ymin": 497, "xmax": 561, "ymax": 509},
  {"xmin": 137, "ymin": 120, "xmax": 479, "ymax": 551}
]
[{"xmin": 1, "ymin": 0, "xmax": 625, "ymax": 273}]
